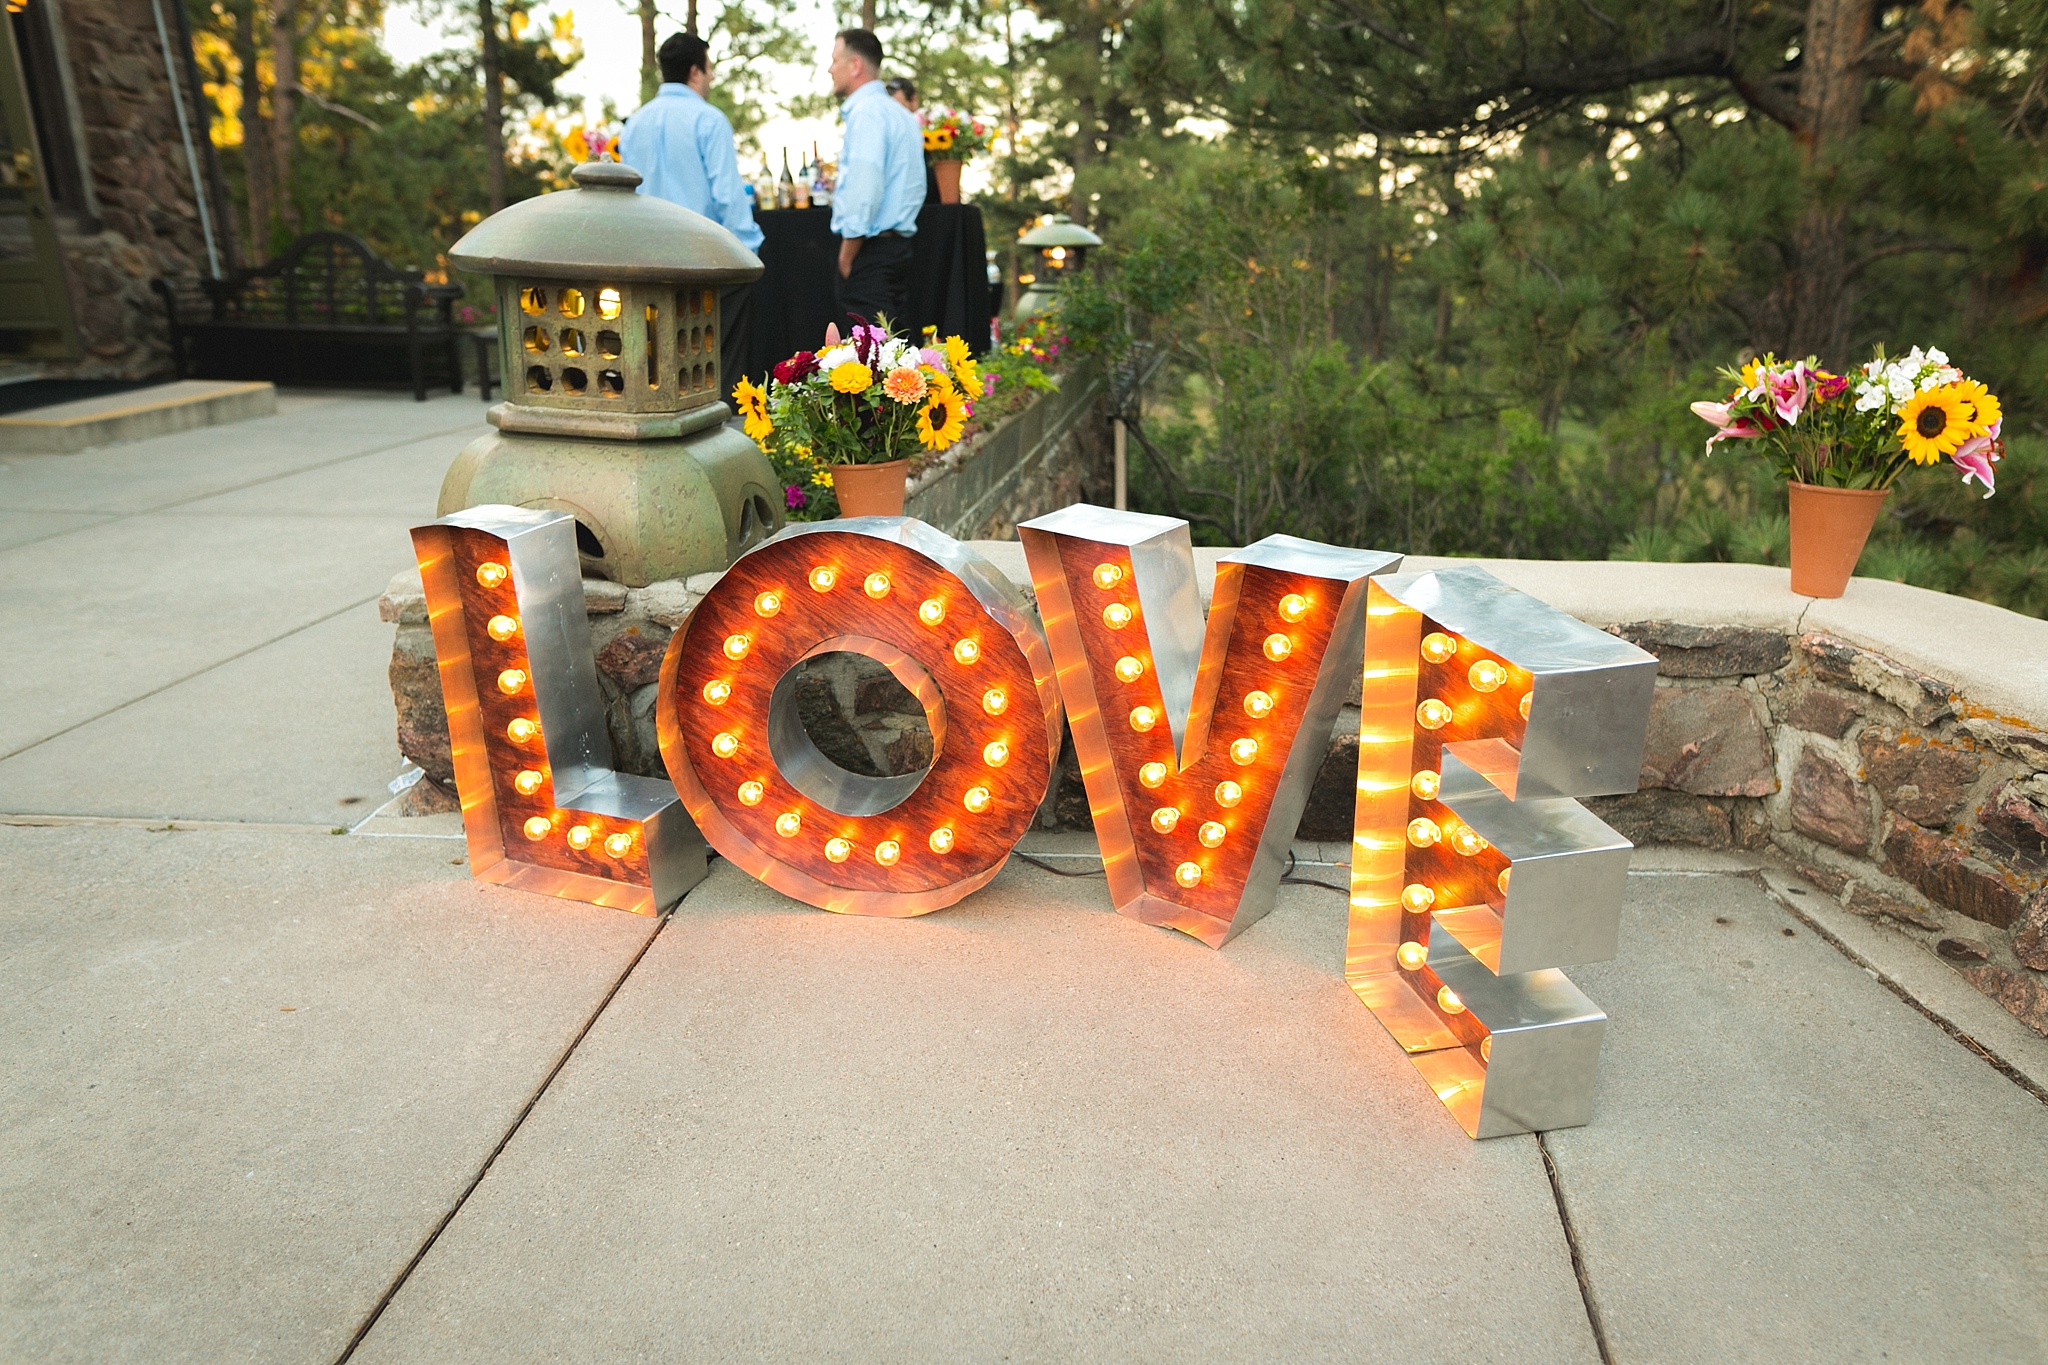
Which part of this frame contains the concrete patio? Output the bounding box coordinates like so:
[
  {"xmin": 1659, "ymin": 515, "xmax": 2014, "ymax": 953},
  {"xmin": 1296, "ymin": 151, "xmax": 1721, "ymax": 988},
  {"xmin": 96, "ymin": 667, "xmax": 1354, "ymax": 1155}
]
[{"xmin": 3, "ymin": 391, "xmax": 2046, "ymax": 1363}]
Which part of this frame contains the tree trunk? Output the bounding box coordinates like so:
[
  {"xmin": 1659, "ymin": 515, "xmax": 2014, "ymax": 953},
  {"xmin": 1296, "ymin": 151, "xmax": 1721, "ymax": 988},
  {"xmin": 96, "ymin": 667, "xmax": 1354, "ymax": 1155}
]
[
  {"xmin": 861, "ymin": 0, "xmax": 876, "ymax": 29},
  {"xmin": 639, "ymin": 0, "xmax": 658, "ymax": 104},
  {"xmin": 685, "ymin": 0, "xmax": 697, "ymax": 30},
  {"xmin": 267, "ymin": 0, "xmax": 298, "ymax": 231},
  {"xmin": 233, "ymin": 0, "xmax": 271, "ymax": 260},
  {"xmin": 1069, "ymin": 92, "xmax": 1094, "ymax": 220},
  {"xmin": 1782, "ymin": 0, "xmax": 1870, "ymax": 364},
  {"xmin": 481, "ymin": 0, "xmax": 505, "ymax": 212}
]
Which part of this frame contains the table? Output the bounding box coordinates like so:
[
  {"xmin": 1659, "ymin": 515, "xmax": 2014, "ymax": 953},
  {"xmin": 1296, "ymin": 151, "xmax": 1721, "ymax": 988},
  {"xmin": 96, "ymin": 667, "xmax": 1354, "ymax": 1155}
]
[{"xmin": 745, "ymin": 203, "xmax": 993, "ymax": 383}]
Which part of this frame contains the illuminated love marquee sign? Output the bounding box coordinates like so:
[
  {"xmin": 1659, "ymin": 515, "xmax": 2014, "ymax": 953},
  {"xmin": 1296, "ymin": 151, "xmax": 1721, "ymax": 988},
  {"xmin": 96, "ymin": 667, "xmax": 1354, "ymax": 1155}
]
[{"xmin": 412, "ymin": 503, "xmax": 1655, "ymax": 1138}]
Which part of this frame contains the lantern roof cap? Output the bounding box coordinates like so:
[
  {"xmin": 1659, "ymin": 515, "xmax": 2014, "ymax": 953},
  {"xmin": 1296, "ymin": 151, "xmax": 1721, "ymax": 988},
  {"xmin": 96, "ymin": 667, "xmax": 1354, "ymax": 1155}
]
[
  {"xmin": 1019, "ymin": 213, "xmax": 1101, "ymax": 248},
  {"xmin": 448, "ymin": 161, "xmax": 764, "ymax": 284}
]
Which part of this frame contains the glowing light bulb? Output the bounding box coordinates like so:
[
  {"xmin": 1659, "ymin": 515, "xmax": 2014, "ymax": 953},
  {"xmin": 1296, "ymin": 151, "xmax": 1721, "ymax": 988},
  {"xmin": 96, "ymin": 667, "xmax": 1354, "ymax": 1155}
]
[
  {"xmin": 918, "ymin": 597, "xmax": 946, "ymax": 627},
  {"xmin": 566, "ymin": 825, "xmax": 595, "ymax": 851},
  {"xmin": 722, "ymin": 633, "xmax": 751, "ymax": 661},
  {"xmin": 928, "ymin": 826, "xmax": 955, "ymax": 854},
  {"xmin": 963, "ymin": 786, "xmax": 993, "ymax": 814},
  {"xmin": 875, "ymin": 840, "xmax": 901, "ymax": 866},
  {"xmin": 1139, "ymin": 762, "xmax": 1168, "ymax": 789},
  {"xmin": 702, "ymin": 679, "xmax": 732, "ymax": 705},
  {"xmin": 711, "ymin": 732, "xmax": 740, "ymax": 759},
  {"xmin": 604, "ymin": 832, "xmax": 634, "ymax": 857},
  {"xmin": 497, "ymin": 668, "xmax": 528, "ymax": 695},
  {"xmin": 1092, "ymin": 562, "xmax": 1124, "ymax": 589},
  {"xmin": 953, "ymin": 638, "xmax": 980, "ymax": 666},
  {"xmin": 824, "ymin": 838, "xmax": 852, "ymax": 863},
  {"xmin": 1151, "ymin": 806, "xmax": 1180, "ymax": 833},
  {"xmin": 864, "ymin": 571, "xmax": 891, "ymax": 600},
  {"xmin": 1102, "ymin": 602, "xmax": 1133, "ymax": 630},
  {"xmin": 1278, "ymin": 593, "xmax": 1309, "ymax": 622},
  {"xmin": 774, "ymin": 811, "xmax": 802, "ymax": 837},
  {"xmin": 1229, "ymin": 737, "xmax": 1259, "ymax": 766},
  {"xmin": 1114, "ymin": 655, "xmax": 1145, "ymax": 683},
  {"xmin": 513, "ymin": 769, "xmax": 545, "ymax": 795},
  {"xmin": 983, "ymin": 741, "xmax": 1009, "ymax": 768},
  {"xmin": 1469, "ymin": 659, "xmax": 1508, "ymax": 692},
  {"xmin": 1214, "ymin": 780, "xmax": 1243, "ymax": 808},
  {"xmin": 1421, "ymin": 632, "xmax": 1459, "ymax": 664},
  {"xmin": 1411, "ymin": 770, "xmax": 1440, "ymax": 800},
  {"xmin": 1174, "ymin": 861, "xmax": 1203, "ymax": 889},
  {"xmin": 522, "ymin": 815, "xmax": 552, "ymax": 841},
  {"xmin": 1401, "ymin": 883, "xmax": 1436, "ymax": 912},
  {"xmin": 1129, "ymin": 705, "xmax": 1158, "ymax": 733},
  {"xmin": 809, "ymin": 566, "xmax": 838, "ymax": 592},
  {"xmin": 1397, "ymin": 940, "xmax": 1429, "ymax": 971},
  {"xmin": 754, "ymin": 590, "xmax": 782, "ymax": 618},
  {"xmin": 597, "ymin": 286, "xmax": 621, "ymax": 319},
  {"xmin": 1416, "ymin": 698, "xmax": 1453, "ymax": 730},
  {"xmin": 1519, "ymin": 692, "xmax": 1533, "ymax": 720},
  {"xmin": 507, "ymin": 717, "xmax": 539, "ymax": 744},
  {"xmin": 487, "ymin": 614, "xmax": 520, "ymax": 642},
  {"xmin": 1480, "ymin": 1037, "xmax": 1492, "ymax": 1063},
  {"xmin": 981, "ymin": 687, "xmax": 1008, "ymax": 716},
  {"xmin": 476, "ymin": 561, "xmax": 509, "ymax": 589},
  {"xmin": 1260, "ymin": 634, "xmax": 1292, "ymax": 664},
  {"xmin": 1437, "ymin": 986, "xmax": 1466, "ymax": 1015},
  {"xmin": 1498, "ymin": 867, "xmax": 1512, "ymax": 894},
  {"xmin": 1243, "ymin": 690, "xmax": 1274, "ymax": 719},
  {"xmin": 1408, "ymin": 817, "xmax": 1441, "ymax": 848},
  {"xmin": 1451, "ymin": 825, "xmax": 1488, "ymax": 856},
  {"xmin": 1198, "ymin": 821, "xmax": 1226, "ymax": 848},
  {"xmin": 737, "ymin": 780, "xmax": 764, "ymax": 806}
]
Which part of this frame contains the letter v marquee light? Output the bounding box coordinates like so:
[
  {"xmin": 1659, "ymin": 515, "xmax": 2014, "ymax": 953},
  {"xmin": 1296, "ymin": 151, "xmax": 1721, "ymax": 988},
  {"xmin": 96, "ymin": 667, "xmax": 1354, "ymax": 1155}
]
[
  {"xmin": 1350, "ymin": 565, "xmax": 1655, "ymax": 1137},
  {"xmin": 1021, "ymin": 506, "xmax": 1401, "ymax": 947}
]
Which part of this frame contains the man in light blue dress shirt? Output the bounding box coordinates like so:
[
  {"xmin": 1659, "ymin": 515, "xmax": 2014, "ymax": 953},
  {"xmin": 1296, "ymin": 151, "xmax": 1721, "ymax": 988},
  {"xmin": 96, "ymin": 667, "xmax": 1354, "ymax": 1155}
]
[
  {"xmin": 621, "ymin": 32, "xmax": 761, "ymax": 383},
  {"xmin": 826, "ymin": 28, "xmax": 925, "ymax": 334}
]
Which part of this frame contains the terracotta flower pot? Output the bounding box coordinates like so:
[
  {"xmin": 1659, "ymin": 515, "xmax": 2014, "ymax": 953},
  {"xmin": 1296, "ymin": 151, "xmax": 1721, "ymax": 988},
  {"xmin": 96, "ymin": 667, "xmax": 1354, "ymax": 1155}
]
[
  {"xmin": 1787, "ymin": 481, "xmax": 1889, "ymax": 598},
  {"xmin": 933, "ymin": 159, "xmax": 963, "ymax": 205},
  {"xmin": 830, "ymin": 459, "xmax": 909, "ymax": 518}
]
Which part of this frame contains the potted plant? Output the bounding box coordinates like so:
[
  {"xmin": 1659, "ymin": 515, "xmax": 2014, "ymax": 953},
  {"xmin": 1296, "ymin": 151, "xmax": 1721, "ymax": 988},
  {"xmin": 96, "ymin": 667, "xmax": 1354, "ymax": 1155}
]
[
  {"xmin": 731, "ymin": 320, "xmax": 984, "ymax": 518},
  {"xmin": 919, "ymin": 107, "xmax": 989, "ymax": 205},
  {"xmin": 1691, "ymin": 347, "xmax": 2002, "ymax": 597}
]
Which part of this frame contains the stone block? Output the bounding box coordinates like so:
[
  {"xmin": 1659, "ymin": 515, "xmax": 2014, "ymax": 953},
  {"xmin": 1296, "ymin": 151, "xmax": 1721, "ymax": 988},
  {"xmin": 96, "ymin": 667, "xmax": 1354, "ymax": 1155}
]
[
  {"xmin": 1585, "ymin": 789, "xmax": 1732, "ymax": 848},
  {"xmin": 1799, "ymin": 633, "xmax": 1954, "ymax": 727},
  {"xmin": 1639, "ymin": 686, "xmax": 1775, "ymax": 797},
  {"xmin": 1978, "ymin": 777, "xmax": 2048, "ymax": 868},
  {"xmin": 1881, "ymin": 817, "xmax": 2026, "ymax": 929},
  {"xmin": 1610, "ymin": 622, "xmax": 1790, "ymax": 677},
  {"xmin": 1785, "ymin": 689, "xmax": 1859, "ymax": 739},
  {"xmin": 2011, "ymin": 890, "xmax": 2048, "ymax": 972},
  {"xmin": 1856, "ymin": 730, "xmax": 1982, "ymax": 828},
  {"xmin": 1296, "ymin": 736, "xmax": 1360, "ymax": 841},
  {"xmin": 1842, "ymin": 882, "xmax": 1942, "ymax": 931},
  {"xmin": 1956, "ymin": 717, "xmax": 2048, "ymax": 772},
  {"xmin": 1794, "ymin": 862, "xmax": 1851, "ymax": 898},
  {"xmin": 1789, "ymin": 749, "xmax": 1870, "ymax": 851},
  {"xmin": 389, "ymin": 623, "xmax": 452, "ymax": 785},
  {"xmin": 595, "ymin": 629, "xmax": 667, "ymax": 690},
  {"xmin": 1955, "ymin": 962, "xmax": 2048, "ymax": 1036},
  {"xmin": 631, "ymin": 580, "xmax": 699, "ymax": 629},
  {"xmin": 393, "ymin": 775, "xmax": 460, "ymax": 816},
  {"xmin": 583, "ymin": 579, "xmax": 628, "ymax": 614},
  {"xmin": 379, "ymin": 568, "xmax": 426, "ymax": 625}
]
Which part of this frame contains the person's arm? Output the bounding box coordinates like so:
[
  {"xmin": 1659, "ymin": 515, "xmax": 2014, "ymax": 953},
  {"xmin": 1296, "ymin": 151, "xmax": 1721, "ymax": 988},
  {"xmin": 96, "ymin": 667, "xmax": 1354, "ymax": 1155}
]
[
  {"xmin": 699, "ymin": 109, "xmax": 763, "ymax": 251},
  {"xmin": 830, "ymin": 99, "xmax": 885, "ymax": 276}
]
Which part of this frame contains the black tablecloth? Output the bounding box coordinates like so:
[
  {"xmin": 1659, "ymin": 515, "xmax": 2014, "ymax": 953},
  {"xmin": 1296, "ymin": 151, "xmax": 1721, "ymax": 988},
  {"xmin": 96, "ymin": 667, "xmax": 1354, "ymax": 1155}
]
[{"xmin": 745, "ymin": 204, "xmax": 992, "ymax": 383}]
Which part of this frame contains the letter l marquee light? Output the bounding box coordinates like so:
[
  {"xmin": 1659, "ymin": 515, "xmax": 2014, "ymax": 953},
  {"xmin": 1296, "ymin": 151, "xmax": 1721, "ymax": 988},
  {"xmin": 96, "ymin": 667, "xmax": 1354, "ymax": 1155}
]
[
  {"xmin": 412, "ymin": 506, "xmax": 708, "ymax": 915},
  {"xmin": 1021, "ymin": 505, "xmax": 1401, "ymax": 947},
  {"xmin": 1350, "ymin": 565, "xmax": 1655, "ymax": 1137}
]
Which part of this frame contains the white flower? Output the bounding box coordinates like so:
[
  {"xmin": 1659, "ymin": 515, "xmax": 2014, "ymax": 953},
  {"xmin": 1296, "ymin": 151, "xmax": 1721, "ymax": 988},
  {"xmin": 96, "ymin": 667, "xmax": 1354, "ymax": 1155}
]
[
  {"xmin": 1887, "ymin": 373, "xmax": 1915, "ymax": 402},
  {"xmin": 1853, "ymin": 381, "xmax": 1887, "ymax": 412},
  {"xmin": 1919, "ymin": 369, "xmax": 1946, "ymax": 391},
  {"xmin": 879, "ymin": 338, "xmax": 920, "ymax": 370},
  {"xmin": 1863, "ymin": 357, "xmax": 1886, "ymax": 379},
  {"xmin": 817, "ymin": 345, "xmax": 855, "ymax": 370},
  {"xmin": 1926, "ymin": 347, "xmax": 1948, "ymax": 366}
]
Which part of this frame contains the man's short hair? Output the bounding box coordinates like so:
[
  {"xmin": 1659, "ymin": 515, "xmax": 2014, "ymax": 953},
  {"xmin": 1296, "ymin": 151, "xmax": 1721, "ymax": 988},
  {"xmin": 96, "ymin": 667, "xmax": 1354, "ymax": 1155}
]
[
  {"xmin": 836, "ymin": 28, "xmax": 884, "ymax": 75},
  {"xmin": 884, "ymin": 76, "xmax": 917, "ymax": 103},
  {"xmin": 658, "ymin": 32, "xmax": 710, "ymax": 85}
]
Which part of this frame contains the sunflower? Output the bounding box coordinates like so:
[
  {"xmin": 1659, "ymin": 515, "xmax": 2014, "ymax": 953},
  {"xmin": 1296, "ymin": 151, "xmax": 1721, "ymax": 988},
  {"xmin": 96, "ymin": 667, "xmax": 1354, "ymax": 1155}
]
[
  {"xmin": 1953, "ymin": 378, "xmax": 2002, "ymax": 435},
  {"xmin": 731, "ymin": 376, "xmax": 772, "ymax": 442},
  {"xmin": 942, "ymin": 336, "xmax": 985, "ymax": 399},
  {"xmin": 1898, "ymin": 383, "xmax": 1974, "ymax": 465},
  {"xmin": 830, "ymin": 361, "xmax": 874, "ymax": 394},
  {"xmin": 917, "ymin": 387, "xmax": 967, "ymax": 450}
]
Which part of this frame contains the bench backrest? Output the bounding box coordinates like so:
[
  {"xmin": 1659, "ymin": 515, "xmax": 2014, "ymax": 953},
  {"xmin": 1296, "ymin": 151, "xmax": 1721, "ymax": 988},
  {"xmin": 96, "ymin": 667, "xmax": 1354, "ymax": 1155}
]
[{"xmin": 202, "ymin": 232, "xmax": 425, "ymax": 326}]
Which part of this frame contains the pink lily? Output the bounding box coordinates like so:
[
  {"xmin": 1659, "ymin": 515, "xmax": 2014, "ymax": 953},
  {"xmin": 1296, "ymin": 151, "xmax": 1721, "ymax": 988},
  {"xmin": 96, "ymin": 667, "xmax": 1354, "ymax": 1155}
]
[
  {"xmin": 1691, "ymin": 399, "xmax": 1762, "ymax": 449},
  {"xmin": 823, "ymin": 323, "xmax": 842, "ymax": 346},
  {"xmin": 1951, "ymin": 420, "xmax": 2001, "ymax": 498},
  {"xmin": 1766, "ymin": 364, "xmax": 1809, "ymax": 425}
]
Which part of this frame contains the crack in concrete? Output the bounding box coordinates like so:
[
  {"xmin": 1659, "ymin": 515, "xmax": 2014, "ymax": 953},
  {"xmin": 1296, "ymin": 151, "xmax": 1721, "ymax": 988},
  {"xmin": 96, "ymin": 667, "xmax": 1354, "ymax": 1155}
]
[{"xmin": 1538, "ymin": 1129, "xmax": 1615, "ymax": 1365}]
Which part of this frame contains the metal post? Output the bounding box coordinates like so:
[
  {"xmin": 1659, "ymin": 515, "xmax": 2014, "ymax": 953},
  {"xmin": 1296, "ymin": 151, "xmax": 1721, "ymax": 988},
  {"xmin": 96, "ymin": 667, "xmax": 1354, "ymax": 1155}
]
[{"xmin": 1112, "ymin": 416, "xmax": 1127, "ymax": 510}]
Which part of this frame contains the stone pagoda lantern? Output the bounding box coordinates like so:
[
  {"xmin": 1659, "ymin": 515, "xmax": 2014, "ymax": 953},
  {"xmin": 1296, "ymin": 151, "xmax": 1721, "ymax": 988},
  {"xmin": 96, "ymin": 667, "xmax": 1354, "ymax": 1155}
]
[
  {"xmin": 1013, "ymin": 213, "xmax": 1102, "ymax": 323},
  {"xmin": 439, "ymin": 160, "xmax": 782, "ymax": 587}
]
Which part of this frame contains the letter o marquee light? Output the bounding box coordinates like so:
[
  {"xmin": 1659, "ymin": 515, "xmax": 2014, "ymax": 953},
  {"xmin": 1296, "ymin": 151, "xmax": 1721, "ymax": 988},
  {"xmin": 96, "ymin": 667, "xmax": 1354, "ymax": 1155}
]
[{"xmin": 659, "ymin": 519, "xmax": 1062, "ymax": 915}]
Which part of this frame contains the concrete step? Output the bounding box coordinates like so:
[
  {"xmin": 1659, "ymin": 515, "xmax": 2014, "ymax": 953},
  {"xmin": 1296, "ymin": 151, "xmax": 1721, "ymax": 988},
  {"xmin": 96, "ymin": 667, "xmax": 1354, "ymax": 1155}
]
[{"xmin": 0, "ymin": 379, "xmax": 276, "ymax": 454}]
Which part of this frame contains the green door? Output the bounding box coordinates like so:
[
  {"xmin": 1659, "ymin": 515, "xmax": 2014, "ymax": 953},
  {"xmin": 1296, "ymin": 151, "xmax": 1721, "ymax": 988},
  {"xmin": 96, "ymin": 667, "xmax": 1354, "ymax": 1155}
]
[{"xmin": 0, "ymin": 7, "xmax": 75, "ymax": 360}]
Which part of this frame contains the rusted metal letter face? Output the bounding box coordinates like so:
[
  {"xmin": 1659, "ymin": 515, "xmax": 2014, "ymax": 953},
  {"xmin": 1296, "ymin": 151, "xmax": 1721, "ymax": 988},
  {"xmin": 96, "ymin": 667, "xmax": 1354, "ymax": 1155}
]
[
  {"xmin": 412, "ymin": 505, "xmax": 708, "ymax": 915},
  {"xmin": 1349, "ymin": 565, "xmax": 1655, "ymax": 1137},
  {"xmin": 658, "ymin": 517, "xmax": 1062, "ymax": 916},
  {"xmin": 1020, "ymin": 505, "xmax": 1401, "ymax": 947}
]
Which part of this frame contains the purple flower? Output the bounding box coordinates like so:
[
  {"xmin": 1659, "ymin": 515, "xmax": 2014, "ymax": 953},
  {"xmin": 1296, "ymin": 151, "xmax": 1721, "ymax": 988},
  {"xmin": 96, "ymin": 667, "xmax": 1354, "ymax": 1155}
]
[
  {"xmin": 784, "ymin": 484, "xmax": 808, "ymax": 510},
  {"xmin": 920, "ymin": 346, "xmax": 944, "ymax": 368}
]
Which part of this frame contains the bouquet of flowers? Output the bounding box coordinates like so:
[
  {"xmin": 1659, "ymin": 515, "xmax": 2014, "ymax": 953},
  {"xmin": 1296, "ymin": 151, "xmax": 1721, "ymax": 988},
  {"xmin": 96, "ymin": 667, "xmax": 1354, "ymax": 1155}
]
[
  {"xmin": 920, "ymin": 107, "xmax": 990, "ymax": 162},
  {"xmin": 1691, "ymin": 346, "xmax": 2001, "ymax": 498},
  {"xmin": 563, "ymin": 125, "xmax": 616, "ymax": 163},
  {"xmin": 729, "ymin": 320, "xmax": 984, "ymax": 518}
]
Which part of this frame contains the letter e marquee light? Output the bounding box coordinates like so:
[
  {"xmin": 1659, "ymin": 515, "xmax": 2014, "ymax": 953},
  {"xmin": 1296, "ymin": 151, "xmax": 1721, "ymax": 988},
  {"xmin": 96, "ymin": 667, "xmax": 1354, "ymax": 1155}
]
[
  {"xmin": 659, "ymin": 518, "xmax": 1063, "ymax": 916},
  {"xmin": 1021, "ymin": 506, "xmax": 1401, "ymax": 947},
  {"xmin": 1349, "ymin": 565, "xmax": 1655, "ymax": 1137},
  {"xmin": 412, "ymin": 506, "xmax": 709, "ymax": 914}
]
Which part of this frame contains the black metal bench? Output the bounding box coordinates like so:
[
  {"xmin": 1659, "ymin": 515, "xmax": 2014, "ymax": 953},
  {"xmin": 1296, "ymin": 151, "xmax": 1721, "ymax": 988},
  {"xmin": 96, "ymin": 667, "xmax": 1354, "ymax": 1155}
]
[{"xmin": 153, "ymin": 233, "xmax": 468, "ymax": 401}]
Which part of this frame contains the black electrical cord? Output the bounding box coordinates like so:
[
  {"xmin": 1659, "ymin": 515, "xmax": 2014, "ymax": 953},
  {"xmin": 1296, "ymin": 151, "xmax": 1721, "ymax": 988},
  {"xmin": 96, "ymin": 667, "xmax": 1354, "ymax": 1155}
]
[
  {"xmin": 1278, "ymin": 848, "xmax": 1349, "ymax": 894},
  {"xmin": 1011, "ymin": 849, "xmax": 1107, "ymax": 878}
]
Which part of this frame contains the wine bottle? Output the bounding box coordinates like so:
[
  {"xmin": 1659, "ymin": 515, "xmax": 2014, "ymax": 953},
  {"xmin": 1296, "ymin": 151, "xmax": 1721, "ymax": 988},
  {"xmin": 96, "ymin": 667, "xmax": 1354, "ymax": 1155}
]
[
  {"xmin": 810, "ymin": 141, "xmax": 831, "ymax": 206},
  {"xmin": 778, "ymin": 150, "xmax": 795, "ymax": 209},
  {"xmin": 792, "ymin": 148, "xmax": 811, "ymax": 209}
]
